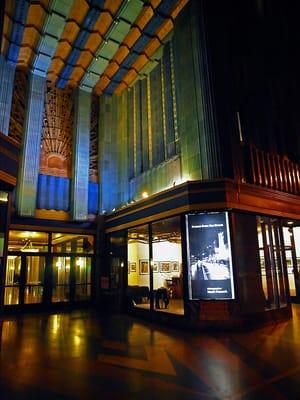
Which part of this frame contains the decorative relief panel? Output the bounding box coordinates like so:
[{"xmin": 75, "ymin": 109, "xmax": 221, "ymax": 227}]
[
  {"xmin": 89, "ymin": 94, "xmax": 99, "ymax": 183},
  {"xmin": 39, "ymin": 84, "xmax": 74, "ymax": 178},
  {"xmin": 8, "ymin": 69, "xmax": 28, "ymax": 144}
]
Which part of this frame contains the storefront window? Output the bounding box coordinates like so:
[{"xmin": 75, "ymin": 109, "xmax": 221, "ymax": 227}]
[
  {"xmin": 8, "ymin": 231, "xmax": 48, "ymax": 252},
  {"xmin": 186, "ymin": 212, "xmax": 234, "ymax": 300},
  {"xmin": 152, "ymin": 217, "xmax": 183, "ymax": 315},
  {"xmin": 51, "ymin": 234, "xmax": 94, "ymax": 253},
  {"xmin": 128, "ymin": 225, "xmax": 150, "ymax": 310}
]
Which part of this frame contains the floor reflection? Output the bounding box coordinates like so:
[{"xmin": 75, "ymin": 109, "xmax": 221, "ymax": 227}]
[{"xmin": 0, "ymin": 306, "xmax": 299, "ymax": 399}]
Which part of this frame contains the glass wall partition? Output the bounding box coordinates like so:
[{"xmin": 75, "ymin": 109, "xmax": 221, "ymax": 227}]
[
  {"xmin": 4, "ymin": 230, "xmax": 95, "ymax": 307},
  {"xmin": 8, "ymin": 231, "xmax": 49, "ymax": 252},
  {"xmin": 51, "ymin": 233, "xmax": 94, "ymax": 253},
  {"xmin": 257, "ymin": 217, "xmax": 288, "ymax": 309},
  {"xmin": 283, "ymin": 224, "xmax": 300, "ymax": 299}
]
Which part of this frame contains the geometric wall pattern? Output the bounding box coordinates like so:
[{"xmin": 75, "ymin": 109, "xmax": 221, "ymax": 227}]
[
  {"xmin": 90, "ymin": 95, "xmax": 99, "ymax": 182},
  {"xmin": 8, "ymin": 69, "xmax": 28, "ymax": 144}
]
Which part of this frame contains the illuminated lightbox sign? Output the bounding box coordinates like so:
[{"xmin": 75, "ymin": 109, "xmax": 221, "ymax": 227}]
[{"xmin": 186, "ymin": 212, "xmax": 235, "ymax": 300}]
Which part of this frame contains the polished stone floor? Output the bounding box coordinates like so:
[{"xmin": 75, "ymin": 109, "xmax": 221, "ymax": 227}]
[{"xmin": 0, "ymin": 306, "xmax": 300, "ymax": 399}]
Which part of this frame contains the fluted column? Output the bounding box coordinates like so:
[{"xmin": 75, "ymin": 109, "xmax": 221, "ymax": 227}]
[
  {"xmin": 16, "ymin": 73, "xmax": 46, "ymax": 216},
  {"xmin": 0, "ymin": 56, "xmax": 15, "ymax": 135},
  {"xmin": 71, "ymin": 88, "xmax": 91, "ymax": 220}
]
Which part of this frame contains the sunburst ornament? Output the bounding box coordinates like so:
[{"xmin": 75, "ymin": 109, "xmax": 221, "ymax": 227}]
[{"xmin": 40, "ymin": 85, "xmax": 74, "ymax": 178}]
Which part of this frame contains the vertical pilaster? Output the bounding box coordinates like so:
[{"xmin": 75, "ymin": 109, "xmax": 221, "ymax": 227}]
[
  {"xmin": 146, "ymin": 76, "xmax": 153, "ymax": 169},
  {"xmin": 173, "ymin": 0, "xmax": 222, "ymax": 181},
  {"xmin": 16, "ymin": 73, "xmax": 45, "ymax": 216},
  {"xmin": 133, "ymin": 85, "xmax": 137, "ymax": 176},
  {"xmin": 169, "ymin": 41, "xmax": 179, "ymax": 150},
  {"xmin": 0, "ymin": 55, "xmax": 15, "ymax": 135},
  {"xmin": 71, "ymin": 88, "xmax": 91, "ymax": 220},
  {"xmin": 160, "ymin": 58, "xmax": 168, "ymax": 160}
]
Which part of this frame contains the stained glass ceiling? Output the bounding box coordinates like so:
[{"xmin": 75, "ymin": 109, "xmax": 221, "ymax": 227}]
[{"xmin": 1, "ymin": 0, "xmax": 188, "ymax": 95}]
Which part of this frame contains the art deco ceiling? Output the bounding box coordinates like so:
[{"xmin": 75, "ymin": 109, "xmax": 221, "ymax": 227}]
[{"xmin": 1, "ymin": 0, "xmax": 188, "ymax": 95}]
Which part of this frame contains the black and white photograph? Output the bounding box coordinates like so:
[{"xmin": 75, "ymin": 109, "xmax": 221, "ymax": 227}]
[{"xmin": 186, "ymin": 212, "xmax": 234, "ymax": 300}]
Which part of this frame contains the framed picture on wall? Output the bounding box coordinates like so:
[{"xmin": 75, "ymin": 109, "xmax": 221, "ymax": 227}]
[
  {"xmin": 152, "ymin": 261, "xmax": 159, "ymax": 273},
  {"xmin": 160, "ymin": 262, "xmax": 171, "ymax": 273},
  {"xmin": 130, "ymin": 262, "xmax": 136, "ymax": 273},
  {"xmin": 171, "ymin": 261, "xmax": 180, "ymax": 272},
  {"xmin": 139, "ymin": 260, "xmax": 149, "ymax": 274}
]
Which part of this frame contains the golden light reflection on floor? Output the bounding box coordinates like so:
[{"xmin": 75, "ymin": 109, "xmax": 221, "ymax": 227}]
[{"xmin": 0, "ymin": 306, "xmax": 299, "ymax": 399}]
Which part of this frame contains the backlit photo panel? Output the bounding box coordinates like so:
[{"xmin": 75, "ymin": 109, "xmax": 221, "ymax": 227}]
[{"xmin": 186, "ymin": 212, "xmax": 235, "ymax": 300}]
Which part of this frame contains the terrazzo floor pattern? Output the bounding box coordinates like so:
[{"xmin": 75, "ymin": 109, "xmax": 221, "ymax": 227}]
[{"xmin": 0, "ymin": 306, "xmax": 300, "ymax": 399}]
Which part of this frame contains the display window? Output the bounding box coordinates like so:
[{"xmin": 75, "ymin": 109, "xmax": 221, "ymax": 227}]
[
  {"xmin": 127, "ymin": 224, "xmax": 150, "ymax": 310},
  {"xmin": 186, "ymin": 212, "xmax": 235, "ymax": 300},
  {"xmin": 152, "ymin": 217, "xmax": 183, "ymax": 315},
  {"xmin": 127, "ymin": 217, "xmax": 183, "ymax": 315}
]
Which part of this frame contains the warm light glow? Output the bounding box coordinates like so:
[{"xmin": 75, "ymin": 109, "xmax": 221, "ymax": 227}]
[
  {"xmin": 56, "ymin": 260, "xmax": 62, "ymax": 268},
  {"xmin": 0, "ymin": 192, "xmax": 8, "ymax": 202},
  {"xmin": 76, "ymin": 258, "xmax": 84, "ymax": 268},
  {"xmin": 21, "ymin": 248, "xmax": 39, "ymax": 253},
  {"xmin": 142, "ymin": 191, "xmax": 149, "ymax": 198}
]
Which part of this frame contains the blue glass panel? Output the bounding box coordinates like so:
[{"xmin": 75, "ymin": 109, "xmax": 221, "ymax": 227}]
[
  {"xmin": 157, "ymin": 0, "xmax": 177, "ymax": 15},
  {"xmin": 121, "ymin": 52, "xmax": 139, "ymax": 68},
  {"xmin": 37, "ymin": 175, "xmax": 70, "ymax": 211},
  {"xmin": 88, "ymin": 182, "xmax": 99, "ymax": 214},
  {"xmin": 143, "ymin": 14, "xmax": 164, "ymax": 36},
  {"xmin": 131, "ymin": 35, "xmax": 151, "ymax": 53},
  {"xmin": 104, "ymin": 81, "xmax": 119, "ymax": 95}
]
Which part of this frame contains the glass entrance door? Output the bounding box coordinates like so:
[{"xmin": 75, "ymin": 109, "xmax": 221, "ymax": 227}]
[
  {"xmin": 4, "ymin": 255, "xmax": 21, "ymax": 305},
  {"xmin": 283, "ymin": 225, "xmax": 300, "ymax": 299},
  {"xmin": 24, "ymin": 256, "xmax": 45, "ymax": 304},
  {"xmin": 4, "ymin": 255, "xmax": 46, "ymax": 305},
  {"xmin": 52, "ymin": 256, "xmax": 71, "ymax": 302},
  {"xmin": 74, "ymin": 256, "xmax": 91, "ymax": 301},
  {"xmin": 51, "ymin": 256, "xmax": 92, "ymax": 303}
]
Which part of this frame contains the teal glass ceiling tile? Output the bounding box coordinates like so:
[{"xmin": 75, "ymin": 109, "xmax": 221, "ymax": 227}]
[
  {"xmin": 109, "ymin": 20, "xmax": 131, "ymax": 43},
  {"xmin": 99, "ymin": 39, "xmax": 120, "ymax": 59},
  {"xmin": 90, "ymin": 57, "xmax": 109, "ymax": 74},
  {"xmin": 121, "ymin": 0, "xmax": 143, "ymax": 23}
]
